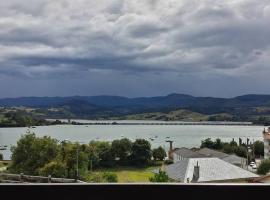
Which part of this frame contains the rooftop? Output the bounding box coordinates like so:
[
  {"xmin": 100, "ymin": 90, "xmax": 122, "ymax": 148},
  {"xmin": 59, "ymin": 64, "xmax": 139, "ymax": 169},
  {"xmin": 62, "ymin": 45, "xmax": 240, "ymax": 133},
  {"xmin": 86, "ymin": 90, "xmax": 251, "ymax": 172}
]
[
  {"xmin": 173, "ymin": 147, "xmax": 207, "ymax": 158},
  {"xmin": 196, "ymin": 148, "xmax": 229, "ymax": 159},
  {"xmin": 164, "ymin": 158, "xmax": 258, "ymax": 183}
]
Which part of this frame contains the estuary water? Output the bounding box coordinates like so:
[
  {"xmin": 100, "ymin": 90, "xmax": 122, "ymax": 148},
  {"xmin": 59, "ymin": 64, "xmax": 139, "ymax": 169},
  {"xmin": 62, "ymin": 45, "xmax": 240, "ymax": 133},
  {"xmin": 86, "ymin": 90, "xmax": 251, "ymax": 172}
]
[{"xmin": 0, "ymin": 123, "xmax": 265, "ymax": 160}]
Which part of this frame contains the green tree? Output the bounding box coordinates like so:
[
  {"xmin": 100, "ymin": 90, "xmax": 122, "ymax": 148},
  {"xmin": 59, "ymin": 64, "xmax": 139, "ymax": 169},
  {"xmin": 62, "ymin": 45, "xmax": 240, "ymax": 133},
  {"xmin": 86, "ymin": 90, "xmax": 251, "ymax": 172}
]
[
  {"xmin": 95, "ymin": 141, "xmax": 115, "ymax": 167},
  {"xmin": 61, "ymin": 142, "xmax": 88, "ymax": 178},
  {"xmin": 152, "ymin": 146, "xmax": 166, "ymax": 161},
  {"xmin": 257, "ymin": 159, "xmax": 270, "ymax": 175},
  {"xmin": 39, "ymin": 161, "xmax": 66, "ymax": 178},
  {"xmin": 253, "ymin": 141, "xmax": 264, "ymax": 157},
  {"xmin": 233, "ymin": 146, "xmax": 247, "ymax": 158},
  {"xmin": 229, "ymin": 139, "xmax": 238, "ymax": 147},
  {"xmin": 0, "ymin": 153, "xmax": 3, "ymax": 160},
  {"xmin": 149, "ymin": 170, "xmax": 169, "ymax": 182},
  {"xmin": 102, "ymin": 172, "xmax": 118, "ymax": 182},
  {"xmin": 213, "ymin": 138, "xmax": 223, "ymax": 150},
  {"xmin": 200, "ymin": 138, "xmax": 214, "ymax": 149},
  {"xmin": 9, "ymin": 133, "xmax": 59, "ymax": 175},
  {"xmin": 111, "ymin": 138, "xmax": 132, "ymax": 162},
  {"xmin": 131, "ymin": 139, "xmax": 152, "ymax": 166}
]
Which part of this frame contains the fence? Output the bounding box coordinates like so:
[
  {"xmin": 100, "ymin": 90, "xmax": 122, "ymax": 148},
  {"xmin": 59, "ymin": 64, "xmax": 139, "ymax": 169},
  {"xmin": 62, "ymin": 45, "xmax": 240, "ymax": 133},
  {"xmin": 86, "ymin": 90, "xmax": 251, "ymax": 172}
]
[{"xmin": 0, "ymin": 173, "xmax": 86, "ymax": 183}]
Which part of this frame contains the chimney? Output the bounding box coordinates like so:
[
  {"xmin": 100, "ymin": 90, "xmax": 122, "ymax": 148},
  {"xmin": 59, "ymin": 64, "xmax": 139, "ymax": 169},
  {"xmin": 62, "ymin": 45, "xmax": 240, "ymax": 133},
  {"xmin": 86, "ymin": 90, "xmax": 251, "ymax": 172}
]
[
  {"xmin": 192, "ymin": 161, "xmax": 200, "ymax": 182},
  {"xmin": 166, "ymin": 140, "xmax": 174, "ymax": 160}
]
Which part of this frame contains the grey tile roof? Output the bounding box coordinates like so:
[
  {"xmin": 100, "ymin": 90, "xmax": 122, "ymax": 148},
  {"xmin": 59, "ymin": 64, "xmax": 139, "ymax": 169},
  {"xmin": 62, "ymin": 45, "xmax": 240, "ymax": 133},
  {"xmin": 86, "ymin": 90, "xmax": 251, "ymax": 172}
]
[
  {"xmin": 222, "ymin": 154, "xmax": 247, "ymax": 165},
  {"xmin": 173, "ymin": 147, "xmax": 207, "ymax": 158},
  {"xmin": 164, "ymin": 159, "xmax": 189, "ymax": 182},
  {"xmin": 164, "ymin": 158, "xmax": 258, "ymax": 183},
  {"xmin": 196, "ymin": 148, "xmax": 229, "ymax": 159}
]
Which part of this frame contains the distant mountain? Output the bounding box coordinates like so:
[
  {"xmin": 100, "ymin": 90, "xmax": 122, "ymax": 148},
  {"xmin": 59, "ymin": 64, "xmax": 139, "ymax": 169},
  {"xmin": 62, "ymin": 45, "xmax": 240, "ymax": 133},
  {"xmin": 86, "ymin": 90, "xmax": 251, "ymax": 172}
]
[
  {"xmin": 1, "ymin": 94, "xmax": 270, "ymax": 122},
  {"xmin": 1, "ymin": 93, "xmax": 270, "ymax": 109}
]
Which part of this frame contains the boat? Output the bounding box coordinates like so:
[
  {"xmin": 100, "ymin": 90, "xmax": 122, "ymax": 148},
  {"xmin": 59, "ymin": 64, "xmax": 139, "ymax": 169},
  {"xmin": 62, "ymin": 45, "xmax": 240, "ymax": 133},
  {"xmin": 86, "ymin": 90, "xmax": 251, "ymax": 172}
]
[{"xmin": 0, "ymin": 146, "xmax": 7, "ymax": 150}]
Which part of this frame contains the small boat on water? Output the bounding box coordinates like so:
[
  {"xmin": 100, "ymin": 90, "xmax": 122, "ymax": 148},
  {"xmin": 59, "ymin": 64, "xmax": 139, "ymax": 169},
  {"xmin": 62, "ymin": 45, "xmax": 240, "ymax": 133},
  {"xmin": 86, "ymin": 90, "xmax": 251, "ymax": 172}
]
[{"xmin": 0, "ymin": 146, "xmax": 7, "ymax": 150}]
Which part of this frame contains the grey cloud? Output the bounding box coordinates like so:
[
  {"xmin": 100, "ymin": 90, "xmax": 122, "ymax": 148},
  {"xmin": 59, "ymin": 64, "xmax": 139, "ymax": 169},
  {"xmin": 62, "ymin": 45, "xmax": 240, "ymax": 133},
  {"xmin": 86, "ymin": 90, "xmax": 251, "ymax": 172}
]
[{"xmin": 0, "ymin": 0, "xmax": 270, "ymax": 97}]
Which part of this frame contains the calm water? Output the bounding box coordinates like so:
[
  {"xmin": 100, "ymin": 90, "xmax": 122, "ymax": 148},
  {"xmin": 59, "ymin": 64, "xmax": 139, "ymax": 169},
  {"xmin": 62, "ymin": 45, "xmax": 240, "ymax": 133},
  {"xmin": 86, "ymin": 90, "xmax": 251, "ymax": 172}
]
[{"xmin": 0, "ymin": 124, "xmax": 265, "ymax": 160}]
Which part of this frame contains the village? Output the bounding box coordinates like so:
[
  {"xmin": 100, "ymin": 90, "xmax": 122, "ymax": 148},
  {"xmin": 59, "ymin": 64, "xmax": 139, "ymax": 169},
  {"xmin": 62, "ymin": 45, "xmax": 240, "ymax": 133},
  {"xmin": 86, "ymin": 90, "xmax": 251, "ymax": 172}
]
[{"xmin": 1, "ymin": 127, "xmax": 270, "ymax": 184}]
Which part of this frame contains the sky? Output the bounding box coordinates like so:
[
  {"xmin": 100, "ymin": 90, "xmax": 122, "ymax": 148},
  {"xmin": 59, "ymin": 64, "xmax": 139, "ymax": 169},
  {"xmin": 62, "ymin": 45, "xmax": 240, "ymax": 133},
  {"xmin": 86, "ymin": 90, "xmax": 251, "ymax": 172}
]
[{"xmin": 0, "ymin": 0, "xmax": 270, "ymax": 98}]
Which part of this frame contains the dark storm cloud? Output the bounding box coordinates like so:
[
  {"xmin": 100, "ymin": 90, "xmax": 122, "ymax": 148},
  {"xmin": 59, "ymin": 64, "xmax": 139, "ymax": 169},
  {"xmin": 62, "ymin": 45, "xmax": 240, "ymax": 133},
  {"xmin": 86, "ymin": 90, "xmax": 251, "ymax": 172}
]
[{"xmin": 0, "ymin": 0, "xmax": 270, "ymax": 97}]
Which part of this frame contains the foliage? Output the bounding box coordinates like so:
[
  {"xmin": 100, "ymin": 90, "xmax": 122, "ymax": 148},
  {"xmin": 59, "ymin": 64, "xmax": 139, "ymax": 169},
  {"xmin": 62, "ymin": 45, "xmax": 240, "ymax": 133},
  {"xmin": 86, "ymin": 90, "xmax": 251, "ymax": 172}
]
[
  {"xmin": 149, "ymin": 169, "xmax": 169, "ymax": 182},
  {"xmin": 102, "ymin": 172, "xmax": 118, "ymax": 182},
  {"xmin": 152, "ymin": 146, "xmax": 166, "ymax": 161},
  {"xmin": 39, "ymin": 161, "xmax": 66, "ymax": 178},
  {"xmin": 257, "ymin": 159, "xmax": 270, "ymax": 175},
  {"xmin": 111, "ymin": 138, "xmax": 132, "ymax": 162},
  {"xmin": 253, "ymin": 141, "xmax": 264, "ymax": 157},
  {"xmin": 9, "ymin": 133, "xmax": 59, "ymax": 175},
  {"xmin": 130, "ymin": 139, "xmax": 152, "ymax": 166},
  {"xmin": 0, "ymin": 153, "xmax": 3, "ymax": 161},
  {"xmin": 213, "ymin": 138, "xmax": 223, "ymax": 150},
  {"xmin": 200, "ymin": 138, "xmax": 214, "ymax": 149}
]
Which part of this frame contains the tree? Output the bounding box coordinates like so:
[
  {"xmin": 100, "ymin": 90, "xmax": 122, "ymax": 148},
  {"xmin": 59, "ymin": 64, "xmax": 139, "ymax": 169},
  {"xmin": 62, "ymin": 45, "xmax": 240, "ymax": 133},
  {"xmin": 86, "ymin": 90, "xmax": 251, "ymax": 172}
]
[
  {"xmin": 200, "ymin": 138, "xmax": 214, "ymax": 149},
  {"xmin": 253, "ymin": 141, "xmax": 264, "ymax": 157},
  {"xmin": 257, "ymin": 159, "xmax": 270, "ymax": 175},
  {"xmin": 233, "ymin": 146, "xmax": 247, "ymax": 158},
  {"xmin": 0, "ymin": 153, "xmax": 3, "ymax": 160},
  {"xmin": 213, "ymin": 138, "xmax": 223, "ymax": 150},
  {"xmin": 111, "ymin": 138, "xmax": 132, "ymax": 162},
  {"xmin": 95, "ymin": 141, "xmax": 115, "ymax": 167},
  {"xmin": 229, "ymin": 139, "xmax": 238, "ymax": 147},
  {"xmin": 131, "ymin": 139, "xmax": 152, "ymax": 166},
  {"xmin": 152, "ymin": 146, "xmax": 166, "ymax": 161},
  {"xmin": 102, "ymin": 172, "xmax": 118, "ymax": 182},
  {"xmin": 9, "ymin": 133, "xmax": 59, "ymax": 175},
  {"xmin": 39, "ymin": 161, "xmax": 66, "ymax": 178},
  {"xmin": 61, "ymin": 143, "xmax": 88, "ymax": 178},
  {"xmin": 149, "ymin": 170, "xmax": 169, "ymax": 182}
]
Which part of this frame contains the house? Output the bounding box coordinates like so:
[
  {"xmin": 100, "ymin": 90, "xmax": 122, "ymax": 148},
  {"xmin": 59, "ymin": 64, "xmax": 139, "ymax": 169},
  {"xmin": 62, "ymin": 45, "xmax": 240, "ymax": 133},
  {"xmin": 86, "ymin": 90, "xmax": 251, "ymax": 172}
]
[
  {"xmin": 164, "ymin": 157, "xmax": 258, "ymax": 183},
  {"xmin": 196, "ymin": 148, "xmax": 247, "ymax": 168},
  {"xmin": 172, "ymin": 147, "xmax": 206, "ymax": 162},
  {"xmin": 263, "ymin": 127, "xmax": 270, "ymax": 159}
]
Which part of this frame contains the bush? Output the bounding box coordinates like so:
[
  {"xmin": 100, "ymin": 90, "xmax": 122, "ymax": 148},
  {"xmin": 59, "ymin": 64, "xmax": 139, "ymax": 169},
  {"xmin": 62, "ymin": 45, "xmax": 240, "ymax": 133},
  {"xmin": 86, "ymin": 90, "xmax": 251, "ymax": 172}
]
[
  {"xmin": 152, "ymin": 146, "xmax": 166, "ymax": 161},
  {"xmin": 102, "ymin": 172, "xmax": 118, "ymax": 182},
  {"xmin": 257, "ymin": 159, "xmax": 270, "ymax": 175},
  {"xmin": 39, "ymin": 161, "xmax": 66, "ymax": 178},
  {"xmin": 149, "ymin": 169, "xmax": 169, "ymax": 182}
]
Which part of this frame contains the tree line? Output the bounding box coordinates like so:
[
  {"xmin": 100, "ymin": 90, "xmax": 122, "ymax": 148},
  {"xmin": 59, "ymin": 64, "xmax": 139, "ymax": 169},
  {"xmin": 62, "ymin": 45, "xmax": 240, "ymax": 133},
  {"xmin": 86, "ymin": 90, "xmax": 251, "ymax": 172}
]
[
  {"xmin": 200, "ymin": 138, "xmax": 264, "ymax": 160},
  {"xmin": 8, "ymin": 133, "xmax": 167, "ymax": 180}
]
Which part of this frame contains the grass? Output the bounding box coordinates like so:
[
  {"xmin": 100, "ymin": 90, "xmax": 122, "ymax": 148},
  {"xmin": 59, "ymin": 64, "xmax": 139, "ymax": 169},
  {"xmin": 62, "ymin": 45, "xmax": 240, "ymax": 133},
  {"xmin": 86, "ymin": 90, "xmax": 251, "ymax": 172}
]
[
  {"xmin": 88, "ymin": 164, "xmax": 162, "ymax": 183},
  {"xmin": 0, "ymin": 161, "xmax": 11, "ymax": 170}
]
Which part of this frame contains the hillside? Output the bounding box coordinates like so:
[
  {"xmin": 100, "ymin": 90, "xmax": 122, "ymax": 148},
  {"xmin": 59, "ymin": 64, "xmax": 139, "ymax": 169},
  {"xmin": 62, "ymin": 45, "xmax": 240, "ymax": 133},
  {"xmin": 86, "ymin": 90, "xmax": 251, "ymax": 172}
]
[{"xmin": 1, "ymin": 94, "xmax": 270, "ymax": 124}]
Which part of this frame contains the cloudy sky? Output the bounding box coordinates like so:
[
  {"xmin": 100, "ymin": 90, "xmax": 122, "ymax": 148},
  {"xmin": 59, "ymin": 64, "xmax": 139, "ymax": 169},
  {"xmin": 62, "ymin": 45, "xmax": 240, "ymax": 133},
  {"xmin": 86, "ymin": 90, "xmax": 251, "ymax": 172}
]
[{"xmin": 0, "ymin": 0, "xmax": 270, "ymax": 98}]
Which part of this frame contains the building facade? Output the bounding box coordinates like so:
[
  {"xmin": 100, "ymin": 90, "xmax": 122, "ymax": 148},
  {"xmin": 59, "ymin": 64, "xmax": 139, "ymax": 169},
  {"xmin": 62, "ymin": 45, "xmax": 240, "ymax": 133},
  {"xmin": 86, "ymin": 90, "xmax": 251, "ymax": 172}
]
[{"xmin": 263, "ymin": 127, "xmax": 270, "ymax": 159}]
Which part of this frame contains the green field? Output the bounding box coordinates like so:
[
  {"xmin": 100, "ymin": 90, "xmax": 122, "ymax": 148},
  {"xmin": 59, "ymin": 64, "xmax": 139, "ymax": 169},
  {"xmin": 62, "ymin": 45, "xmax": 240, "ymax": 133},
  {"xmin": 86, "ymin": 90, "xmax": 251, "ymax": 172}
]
[{"xmin": 87, "ymin": 166, "xmax": 160, "ymax": 183}]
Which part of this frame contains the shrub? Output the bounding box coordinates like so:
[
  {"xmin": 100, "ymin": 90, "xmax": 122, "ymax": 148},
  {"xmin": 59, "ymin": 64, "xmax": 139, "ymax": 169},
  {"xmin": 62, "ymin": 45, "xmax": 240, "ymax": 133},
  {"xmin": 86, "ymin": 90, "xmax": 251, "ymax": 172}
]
[
  {"xmin": 152, "ymin": 146, "xmax": 166, "ymax": 161},
  {"xmin": 102, "ymin": 172, "xmax": 118, "ymax": 182},
  {"xmin": 149, "ymin": 169, "xmax": 169, "ymax": 182},
  {"xmin": 39, "ymin": 161, "xmax": 66, "ymax": 178},
  {"xmin": 257, "ymin": 159, "xmax": 270, "ymax": 175}
]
